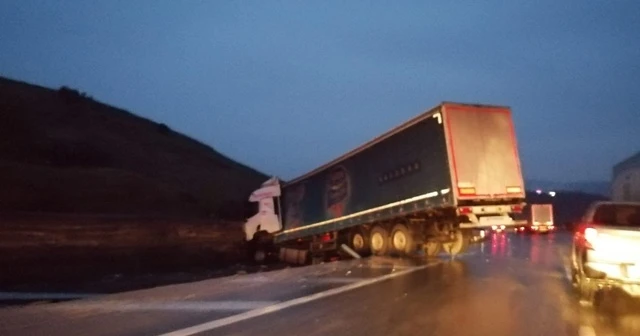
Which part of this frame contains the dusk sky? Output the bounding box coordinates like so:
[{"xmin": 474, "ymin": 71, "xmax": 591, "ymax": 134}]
[{"xmin": 1, "ymin": 1, "xmax": 638, "ymax": 183}]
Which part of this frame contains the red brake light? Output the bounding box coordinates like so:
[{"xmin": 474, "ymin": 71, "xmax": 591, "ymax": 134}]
[
  {"xmin": 576, "ymin": 224, "xmax": 598, "ymax": 249},
  {"xmin": 459, "ymin": 207, "xmax": 472, "ymax": 214},
  {"xmin": 321, "ymin": 233, "xmax": 332, "ymax": 242},
  {"xmin": 511, "ymin": 205, "xmax": 523, "ymax": 213}
]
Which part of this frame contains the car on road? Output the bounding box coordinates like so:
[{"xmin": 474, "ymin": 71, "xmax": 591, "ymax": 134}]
[{"xmin": 571, "ymin": 201, "xmax": 640, "ymax": 304}]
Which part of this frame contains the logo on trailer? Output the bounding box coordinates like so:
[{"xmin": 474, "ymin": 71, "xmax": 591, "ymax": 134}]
[{"xmin": 325, "ymin": 166, "xmax": 351, "ymax": 218}]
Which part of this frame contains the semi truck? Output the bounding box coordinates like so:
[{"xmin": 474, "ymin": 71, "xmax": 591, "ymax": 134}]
[
  {"xmin": 529, "ymin": 203, "xmax": 555, "ymax": 233},
  {"xmin": 245, "ymin": 102, "xmax": 526, "ymax": 263}
]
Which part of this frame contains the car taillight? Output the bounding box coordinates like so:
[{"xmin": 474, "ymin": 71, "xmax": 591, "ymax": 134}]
[
  {"xmin": 321, "ymin": 233, "xmax": 333, "ymax": 242},
  {"xmin": 575, "ymin": 224, "xmax": 599, "ymax": 249},
  {"xmin": 511, "ymin": 205, "xmax": 523, "ymax": 213},
  {"xmin": 584, "ymin": 227, "xmax": 598, "ymax": 245}
]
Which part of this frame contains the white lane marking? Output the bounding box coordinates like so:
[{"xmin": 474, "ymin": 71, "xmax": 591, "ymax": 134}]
[
  {"xmin": 231, "ymin": 276, "xmax": 365, "ymax": 285},
  {"xmin": 298, "ymin": 277, "xmax": 366, "ymax": 284},
  {"xmin": 364, "ymin": 264, "xmax": 415, "ymax": 269},
  {"xmin": 157, "ymin": 262, "xmax": 440, "ymax": 336},
  {"xmin": 231, "ymin": 277, "xmax": 273, "ymax": 283},
  {"xmin": 55, "ymin": 300, "xmax": 279, "ymax": 312},
  {"xmin": 0, "ymin": 292, "xmax": 101, "ymax": 300}
]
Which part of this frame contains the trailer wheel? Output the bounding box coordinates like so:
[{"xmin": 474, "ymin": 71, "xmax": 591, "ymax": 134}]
[
  {"xmin": 349, "ymin": 230, "xmax": 369, "ymax": 255},
  {"xmin": 423, "ymin": 241, "xmax": 441, "ymax": 257},
  {"xmin": 442, "ymin": 231, "xmax": 468, "ymax": 257},
  {"xmin": 369, "ymin": 226, "xmax": 389, "ymax": 256},
  {"xmin": 390, "ymin": 224, "xmax": 414, "ymax": 256}
]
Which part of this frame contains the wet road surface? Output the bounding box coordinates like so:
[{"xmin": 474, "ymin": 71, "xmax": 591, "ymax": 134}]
[{"xmin": 3, "ymin": 231, "xmax": 640, "ymax": 335}]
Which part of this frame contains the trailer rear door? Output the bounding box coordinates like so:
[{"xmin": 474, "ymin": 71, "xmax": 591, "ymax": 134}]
[
  {"xmin": 443, "ymin": 103, "xmax": 525, "ymax": 201},
  {"xmin": 532, "ymin": 204, "xmax": 553, "ymax": 225}
]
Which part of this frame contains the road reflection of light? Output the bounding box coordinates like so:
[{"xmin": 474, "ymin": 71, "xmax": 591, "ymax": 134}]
[
  {"xmin": 530, "ymin": 235, "xmax": 540, "ymax": 263},
  {"xmin": 527, "ymin": 233, "xmax": 562, "ymax": 265},
  {"xmin": 490, "ymin": 233, "xmax": 508, "ymax": 257}
]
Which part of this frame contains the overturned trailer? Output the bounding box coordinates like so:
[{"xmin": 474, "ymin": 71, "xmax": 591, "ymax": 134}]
[{"xmin": 245, "ymin": 102, "xmax": 526, "ymax": 263}]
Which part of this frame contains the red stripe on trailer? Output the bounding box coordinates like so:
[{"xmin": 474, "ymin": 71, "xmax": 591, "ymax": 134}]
[{"xmin": 442, "ymin": 105, "xmax": 460, "ymax": 193}]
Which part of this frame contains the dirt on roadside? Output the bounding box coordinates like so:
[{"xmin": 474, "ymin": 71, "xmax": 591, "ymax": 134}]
[{"xmin": 0, "ymin": 213, "xmax": 268, "ymax": 297}]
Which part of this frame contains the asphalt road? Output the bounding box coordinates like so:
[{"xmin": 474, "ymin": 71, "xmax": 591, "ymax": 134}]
[{"xmin": 3, "ymin": 231, "xmax": 640, "ymax": 336}]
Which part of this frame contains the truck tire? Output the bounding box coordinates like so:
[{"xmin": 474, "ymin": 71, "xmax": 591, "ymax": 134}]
[
  {"xmin": 390, "ymin": 224, "xmax": 414, "ymax": 256},
  {"xmin": 442, "ymin": 231, "xmax": 468, "ymax": 257},
  {"xmin": 423, "ymin": 241, "xmax": 441, "ymax": 257},
  {"xmin": 349, "ymin": 229, "xmax": 369, "ymax": 255},
  {"xmin": 254, "ymin": 249, "xmax": 266, "ymax": 263},
  {"xmin": 250, "ymin": 230, "xmax": 272, "ymax": 264},
  {"xmin": 369, "ymin": 226, "xmax": 389, "ymax": 256}
]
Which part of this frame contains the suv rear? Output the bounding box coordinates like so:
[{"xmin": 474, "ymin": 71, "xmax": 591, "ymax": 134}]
[{"xmin": 571, "ymin": 201, "xmax": 640, "ymax": 304}]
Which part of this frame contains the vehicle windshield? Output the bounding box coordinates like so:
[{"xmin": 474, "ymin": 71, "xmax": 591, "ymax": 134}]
[{"xmin": 593, "ymin": 204, "xmax": 640, "ymax": 227}]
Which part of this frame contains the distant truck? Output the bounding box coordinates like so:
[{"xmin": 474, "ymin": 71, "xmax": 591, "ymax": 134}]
[
  {"xmin": 245, "ymin": 102, "xmax": 526, "ymax": 263},
  {"xmin": 529, "ymin": 204, "xmax": 555, "ymax": 233}
]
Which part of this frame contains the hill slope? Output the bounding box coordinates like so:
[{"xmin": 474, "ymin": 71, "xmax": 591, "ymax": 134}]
[
  {"xmin": 525, "ymin": 179, "xmax": 610, "ymax": 197},
  {"xmin": 0, "ymin": 76, "xmax": 266, "ymax": 218}
]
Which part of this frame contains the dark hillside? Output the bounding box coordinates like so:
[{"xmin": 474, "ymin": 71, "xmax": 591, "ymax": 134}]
[
  {"xmin": 0, "ymin": 76, "xmax": 266, "ymax": 218},
  {"xmin": 523, "ymin": 190, "xmax": 609, "ymax": 226}
]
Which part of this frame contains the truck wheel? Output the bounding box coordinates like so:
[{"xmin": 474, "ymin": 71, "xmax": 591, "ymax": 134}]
[
  {"xmin": 390, "ymin": 224, "xmax": 414, "ymax": 256},
  {"xmin": 369, "ymin": 226, "xmax": 389, "ymax": 256},
  {"xmin": 350, "ymin": 230, "xmax": 369, "ymax": 255},
  {"xmin": 250, "ymin": 230, "xmax": 271, "ymax": 264},
  {"xmin": 442, "ymin": 231, "xmax": 468, "ymax": 257},
  {"xmin": 424, "ymin": 241, "xmax": 441, "ymax": 257},
  {"xmin": 254, "ymin": 249, "xmax": 266, "ymax": 263}
]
